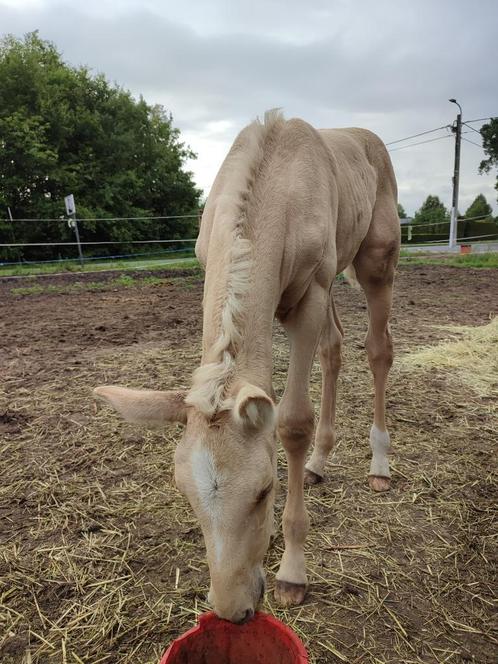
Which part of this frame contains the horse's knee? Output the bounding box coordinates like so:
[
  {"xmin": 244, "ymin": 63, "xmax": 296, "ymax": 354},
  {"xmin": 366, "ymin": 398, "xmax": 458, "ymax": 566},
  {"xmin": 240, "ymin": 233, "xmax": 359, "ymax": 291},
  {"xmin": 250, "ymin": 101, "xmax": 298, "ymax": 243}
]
[{"xmin": 278, "ymin": 409, "xmax": 315, "ymax": 453}]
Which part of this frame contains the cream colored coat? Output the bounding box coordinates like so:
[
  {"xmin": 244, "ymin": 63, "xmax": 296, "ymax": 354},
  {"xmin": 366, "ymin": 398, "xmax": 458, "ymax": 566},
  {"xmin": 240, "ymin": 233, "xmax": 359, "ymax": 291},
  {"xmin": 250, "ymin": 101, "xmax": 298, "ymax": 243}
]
[{"xmin": 95, "ymin": 111, "xmax": 400, "ymax": 623}]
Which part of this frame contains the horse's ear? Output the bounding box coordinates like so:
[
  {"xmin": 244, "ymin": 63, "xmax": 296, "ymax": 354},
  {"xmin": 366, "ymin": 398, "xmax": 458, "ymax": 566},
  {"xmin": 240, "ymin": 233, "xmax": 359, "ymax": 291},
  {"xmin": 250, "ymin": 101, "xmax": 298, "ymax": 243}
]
[
  {"xmin": 232, "ymin": 383, "xmax": 275, "ymax": 432},
  {"xmin": 93, "ymin": 386, "xmax": 187, "ymax": 426}
]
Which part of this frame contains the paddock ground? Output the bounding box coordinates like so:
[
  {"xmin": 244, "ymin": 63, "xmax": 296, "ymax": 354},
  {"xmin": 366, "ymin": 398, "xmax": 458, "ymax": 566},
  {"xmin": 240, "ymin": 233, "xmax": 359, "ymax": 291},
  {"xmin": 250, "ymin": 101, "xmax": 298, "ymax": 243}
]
[{"xmin": 1, "ymin": 264, "xmax": 496, "ymax": 663}]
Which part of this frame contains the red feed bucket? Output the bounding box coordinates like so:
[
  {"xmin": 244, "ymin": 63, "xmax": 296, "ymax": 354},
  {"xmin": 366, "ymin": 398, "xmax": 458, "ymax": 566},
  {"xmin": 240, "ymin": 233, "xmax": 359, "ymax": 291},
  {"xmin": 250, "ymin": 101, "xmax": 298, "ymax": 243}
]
[{"xmin": 160, "ymin": 611, "xmax": 308, "ymax": 664}]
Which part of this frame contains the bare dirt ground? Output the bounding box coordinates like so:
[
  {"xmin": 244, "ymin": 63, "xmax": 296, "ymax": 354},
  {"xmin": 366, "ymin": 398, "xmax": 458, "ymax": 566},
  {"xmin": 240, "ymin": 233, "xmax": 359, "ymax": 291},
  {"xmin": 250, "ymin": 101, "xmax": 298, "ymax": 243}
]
[{"xmin": 1, "ymin": 265, "xmax": 496, "ymax": 663}]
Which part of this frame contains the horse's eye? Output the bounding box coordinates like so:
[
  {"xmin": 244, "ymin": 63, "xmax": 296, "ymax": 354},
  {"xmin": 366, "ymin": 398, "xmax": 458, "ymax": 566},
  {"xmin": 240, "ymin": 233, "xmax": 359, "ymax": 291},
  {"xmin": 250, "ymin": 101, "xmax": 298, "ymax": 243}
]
[{"xmin": 256, "ymin": 482, "xmax": 273, "ymax": 504}]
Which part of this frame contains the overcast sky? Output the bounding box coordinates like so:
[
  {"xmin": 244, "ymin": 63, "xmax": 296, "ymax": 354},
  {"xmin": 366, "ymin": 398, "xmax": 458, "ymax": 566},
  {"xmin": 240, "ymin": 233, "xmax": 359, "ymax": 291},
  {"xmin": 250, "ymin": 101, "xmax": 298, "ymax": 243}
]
[{"xmin": 1, "ymin": 0, "xmax": 497, "ymax": 215}]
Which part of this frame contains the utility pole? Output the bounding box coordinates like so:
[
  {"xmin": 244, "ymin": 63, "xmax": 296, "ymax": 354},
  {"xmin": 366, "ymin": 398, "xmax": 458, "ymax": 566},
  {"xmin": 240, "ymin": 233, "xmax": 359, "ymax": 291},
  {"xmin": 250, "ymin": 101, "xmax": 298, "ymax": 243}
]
[{"xmin": 449, "ymin": 98, "xmax": 462, "ymax": 249}]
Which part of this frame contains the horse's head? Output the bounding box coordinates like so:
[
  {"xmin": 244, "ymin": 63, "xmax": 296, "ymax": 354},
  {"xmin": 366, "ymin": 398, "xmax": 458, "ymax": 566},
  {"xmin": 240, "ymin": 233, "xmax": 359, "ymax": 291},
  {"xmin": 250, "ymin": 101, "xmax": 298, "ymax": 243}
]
[{"xmin": 93, "ymin": 382, "xmax": 276, "ymax": 623}]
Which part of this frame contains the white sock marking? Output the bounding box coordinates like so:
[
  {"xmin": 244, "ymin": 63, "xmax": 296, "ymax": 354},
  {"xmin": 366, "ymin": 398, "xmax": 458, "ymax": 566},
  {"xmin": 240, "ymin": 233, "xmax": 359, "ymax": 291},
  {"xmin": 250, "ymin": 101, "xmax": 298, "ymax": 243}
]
[{"xmin": 369, "ymin": 424, "xmax": 391, "ymax": 478}]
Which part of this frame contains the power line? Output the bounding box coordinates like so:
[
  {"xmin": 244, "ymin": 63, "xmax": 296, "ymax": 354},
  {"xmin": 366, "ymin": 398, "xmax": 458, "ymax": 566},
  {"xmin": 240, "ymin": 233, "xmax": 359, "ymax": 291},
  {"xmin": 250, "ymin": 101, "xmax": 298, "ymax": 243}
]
[
  {"xmin": 463, "ymin": 122, "xmax": 482, "ymax": 135},
  {"xmin": 388, "ymin": 134, "xmax": 452, "ymax": 152},
  {"xmin": 462, "ymin": 137, "xmax": 483, "ymax": 148},
  {"xmin": 387, "ymin": 127, "xmax": 479, "ymax": 154},
  {"xmin": 385, "ymin": 125, "xmax": 450, "ymax": 146},
  {"xmin": 464, "ymin": 117, "xmax": 493, "ymax": 124}
]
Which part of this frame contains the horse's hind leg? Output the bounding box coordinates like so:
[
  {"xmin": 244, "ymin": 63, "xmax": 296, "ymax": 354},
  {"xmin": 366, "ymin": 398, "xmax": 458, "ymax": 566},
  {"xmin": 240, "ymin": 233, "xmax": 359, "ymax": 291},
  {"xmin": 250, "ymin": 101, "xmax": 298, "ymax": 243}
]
[
  {"xmin": 304, "ymin": 300, "xmax": 343, "ymax": 484},
  {"xmin": 354, "ymin": 217, "xmax": 399, "ymax": 492}
]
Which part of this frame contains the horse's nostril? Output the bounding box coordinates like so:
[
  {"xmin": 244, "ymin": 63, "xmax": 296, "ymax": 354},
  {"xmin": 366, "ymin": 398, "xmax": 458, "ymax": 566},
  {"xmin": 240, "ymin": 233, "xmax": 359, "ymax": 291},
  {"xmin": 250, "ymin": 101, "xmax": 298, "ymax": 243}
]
[{"xmin": 239, "ymin": 608, "xmax": 254, "ymax": 624}]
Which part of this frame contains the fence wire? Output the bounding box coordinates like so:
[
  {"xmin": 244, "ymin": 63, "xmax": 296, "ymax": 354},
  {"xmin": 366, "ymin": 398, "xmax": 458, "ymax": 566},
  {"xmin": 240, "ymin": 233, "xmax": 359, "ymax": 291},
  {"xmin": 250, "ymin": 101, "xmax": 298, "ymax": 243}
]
[{"xmin": 2, "ymin": 214, "xmax": 497, "ymax": 269}]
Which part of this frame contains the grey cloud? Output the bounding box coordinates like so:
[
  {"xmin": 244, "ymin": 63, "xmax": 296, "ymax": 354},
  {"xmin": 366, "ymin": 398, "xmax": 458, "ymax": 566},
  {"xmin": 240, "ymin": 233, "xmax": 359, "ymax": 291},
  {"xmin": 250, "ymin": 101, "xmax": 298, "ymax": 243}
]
[
  {"xmin": 1, "ymin": 0, "xmax": 497, "ymax": 210},
  {"xmin": 3, "ymin": 3, "xmax": 497, "ymax": 121}
]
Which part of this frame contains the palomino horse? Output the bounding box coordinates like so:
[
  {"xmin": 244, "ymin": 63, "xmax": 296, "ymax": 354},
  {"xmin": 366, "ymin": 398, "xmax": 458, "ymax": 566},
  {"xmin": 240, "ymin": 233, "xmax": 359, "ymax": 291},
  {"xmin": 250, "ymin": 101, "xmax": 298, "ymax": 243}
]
[{"xmin": 94, "ymin": 110, "xmax": 400, "ymax": 623}]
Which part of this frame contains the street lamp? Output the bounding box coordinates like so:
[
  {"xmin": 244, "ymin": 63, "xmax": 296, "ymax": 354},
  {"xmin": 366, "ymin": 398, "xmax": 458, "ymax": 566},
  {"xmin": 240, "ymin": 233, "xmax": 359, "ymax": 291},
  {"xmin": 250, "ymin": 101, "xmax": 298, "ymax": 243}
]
[
  {"xmin": 449, "ymin": 98, "xmax": 462, "ymax": 115},
  {"xmin": 448, "ymin": 99, "xmax": 462, "ymax": 249}
]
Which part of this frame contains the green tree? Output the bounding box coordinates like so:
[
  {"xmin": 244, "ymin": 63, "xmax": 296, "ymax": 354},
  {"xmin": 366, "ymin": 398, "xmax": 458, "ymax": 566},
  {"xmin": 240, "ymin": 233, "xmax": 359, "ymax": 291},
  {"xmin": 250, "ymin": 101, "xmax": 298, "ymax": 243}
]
[
  {"xmin": 464, "ymin": 194, "xmax": 493, "ymax": 222},
  {"xmin": 397, "ymin": 203, "xmax": 407, "ymax": 219},
  {"xmin": 479, "ymin": 118, "xmax": 498, "ymax": 203},
  {"xmin": 413, "ymin": 195, "xmax": 450, "ymax": 238},
  {"xmin": 0, "ymin": 32, "xmax": 202, "ymax": 261},
  {"xmin": 461, "ymin": 193, "xmax": 497, "ymax": 240}
]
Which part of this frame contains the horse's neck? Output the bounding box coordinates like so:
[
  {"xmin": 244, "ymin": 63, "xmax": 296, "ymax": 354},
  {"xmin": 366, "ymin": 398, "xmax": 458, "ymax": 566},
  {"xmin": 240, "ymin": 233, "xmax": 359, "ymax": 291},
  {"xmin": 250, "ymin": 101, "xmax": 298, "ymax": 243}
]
[{"xmin": 200, "ymin": 234, "xmax": 279, "ymax": 396}]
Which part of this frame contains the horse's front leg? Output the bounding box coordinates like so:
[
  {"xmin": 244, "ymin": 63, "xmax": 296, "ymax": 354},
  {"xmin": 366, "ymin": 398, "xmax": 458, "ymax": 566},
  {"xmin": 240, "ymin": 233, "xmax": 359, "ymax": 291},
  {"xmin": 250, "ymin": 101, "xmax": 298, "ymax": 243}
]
[{"xmin": 275, "ymin": 282, "xmax": 329, "ymax": 607}]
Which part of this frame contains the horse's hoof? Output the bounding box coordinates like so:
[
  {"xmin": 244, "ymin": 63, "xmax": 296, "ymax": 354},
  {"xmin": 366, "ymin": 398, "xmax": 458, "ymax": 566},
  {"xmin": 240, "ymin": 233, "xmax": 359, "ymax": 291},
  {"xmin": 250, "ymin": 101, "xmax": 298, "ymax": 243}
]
[
  {"xmin": 274, "ymin": 580, "xmax": 307, "ymax": 607},
  {"xmin": 304, "ymin": 468, "xmax": 323, "ymax": 486},
  {"xmin": 368, "ymin": 475, "xmax": 391, "ymax": 492}
]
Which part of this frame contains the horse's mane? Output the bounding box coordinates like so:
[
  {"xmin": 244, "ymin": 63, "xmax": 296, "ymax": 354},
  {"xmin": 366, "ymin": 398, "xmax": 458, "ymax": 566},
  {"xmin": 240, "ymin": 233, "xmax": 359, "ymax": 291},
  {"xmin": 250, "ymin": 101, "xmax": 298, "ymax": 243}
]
[{"xmin": 186, "ymin": 110, "xmax": 285, "ymax": 417}]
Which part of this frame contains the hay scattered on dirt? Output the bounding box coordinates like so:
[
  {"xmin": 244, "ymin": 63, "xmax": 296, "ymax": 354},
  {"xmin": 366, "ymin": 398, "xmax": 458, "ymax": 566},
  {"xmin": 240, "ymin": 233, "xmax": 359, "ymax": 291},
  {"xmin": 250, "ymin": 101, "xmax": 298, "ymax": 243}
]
[
  {"xmin": 1, "ymin": 267, "xmax": 497, "ymax": 663},
  {"xmin": 399, "ymin": 317, "xmax": 498, "ymax": 397}
]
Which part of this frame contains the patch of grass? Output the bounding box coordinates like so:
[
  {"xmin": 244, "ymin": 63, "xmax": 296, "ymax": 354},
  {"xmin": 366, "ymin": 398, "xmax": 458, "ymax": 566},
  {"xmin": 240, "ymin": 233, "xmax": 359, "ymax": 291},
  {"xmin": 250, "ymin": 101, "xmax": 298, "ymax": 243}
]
[
  {"xmin": 113, "ymin": 274, "xmax": 136, "ymax": 287},
  {"xmin": 141, "ymin": 276, "xmax": 165, "ymax": 286},
  {"xmin": 9, "ymin": 266, "xmax": 204, "ymax": 297},
  {"xmin": 0, "ymin": 255, "xmax": 199, "ymax": 278},
  {"xmin": 10, "ymin": 274, "xmax": 171, "ymax": 297},
  {"xmin": 10, "ymin": 285, "xmax": 45, "ymax": 296},
  {"xmin": 399, "ymin": 251, "xmax": 498, "ymax": 268},
  {"xmin": 449, "ymin": 252, "xmax": 498, "ymax": 267},
  {"xmin": 399, "ymin": 248, "xmax": 432, "ymax": 258}
]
